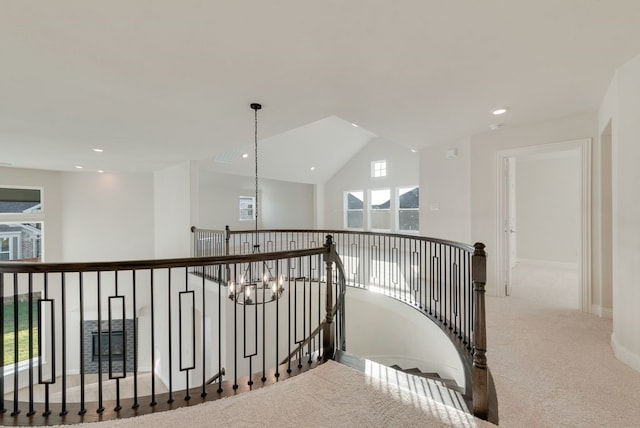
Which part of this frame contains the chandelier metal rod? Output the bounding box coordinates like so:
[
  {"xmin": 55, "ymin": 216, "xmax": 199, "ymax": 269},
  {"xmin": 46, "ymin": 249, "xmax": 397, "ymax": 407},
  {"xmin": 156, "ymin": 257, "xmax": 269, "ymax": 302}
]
[{"xmin": 251, "ymin": 103, "xmax": 262, "ymax": 238}]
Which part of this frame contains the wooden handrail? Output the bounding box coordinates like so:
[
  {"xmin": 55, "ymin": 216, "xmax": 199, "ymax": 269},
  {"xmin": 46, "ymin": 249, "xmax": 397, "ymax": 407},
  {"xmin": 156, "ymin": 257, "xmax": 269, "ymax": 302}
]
[
  {"xmin": 219, "ymin": 227, "xmax": 475, "ymax": 253},
  {"xmin": 0, "ymin": 247, "xmax": 327, "ymax": 274}
]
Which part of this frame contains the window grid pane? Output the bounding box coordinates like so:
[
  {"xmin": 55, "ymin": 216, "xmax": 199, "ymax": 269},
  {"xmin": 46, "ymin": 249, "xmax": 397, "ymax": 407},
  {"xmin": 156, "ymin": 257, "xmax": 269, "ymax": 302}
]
[{"xmin": 372, "ymin": 160, "xmax": 387, "ymax": 178}]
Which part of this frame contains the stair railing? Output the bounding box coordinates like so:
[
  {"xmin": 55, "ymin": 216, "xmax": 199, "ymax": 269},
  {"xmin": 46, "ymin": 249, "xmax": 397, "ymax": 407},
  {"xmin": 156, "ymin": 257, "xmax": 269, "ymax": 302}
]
[
  {"xmin": 200, "ymin": 227, "xmax": 490, "ymax": 420},
  {"xmin": 0, "ymin": 241, "xmax": 345, "ymax": 425}
]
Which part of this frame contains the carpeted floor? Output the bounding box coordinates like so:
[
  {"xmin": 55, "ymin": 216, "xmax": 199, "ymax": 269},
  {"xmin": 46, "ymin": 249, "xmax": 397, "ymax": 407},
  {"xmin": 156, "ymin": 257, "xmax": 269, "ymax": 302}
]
[
  {"xmin": 46, "ymin": 360, "xmax": 492, "ymax": 428},
  {"xmin": 488, "ymin": 263, "xmax": 640, "ymax": 427},
  {"xmin": 28, "ymin": 263, "xmax": 640, "ymax": 427}
]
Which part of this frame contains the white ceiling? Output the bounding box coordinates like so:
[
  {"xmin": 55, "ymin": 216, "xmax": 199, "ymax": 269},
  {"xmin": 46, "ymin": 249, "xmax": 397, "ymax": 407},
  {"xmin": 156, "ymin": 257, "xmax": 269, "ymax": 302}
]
[{"xmin": 2, "ymin": 1, "xmax": 640, "ymax": 183}]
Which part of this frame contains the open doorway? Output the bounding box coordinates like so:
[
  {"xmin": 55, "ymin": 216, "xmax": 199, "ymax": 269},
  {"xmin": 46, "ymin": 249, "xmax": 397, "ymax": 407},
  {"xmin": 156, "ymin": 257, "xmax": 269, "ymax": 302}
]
[{"xmin": 497, "ymin": 139, "xmax": 591, "ymax": 312}]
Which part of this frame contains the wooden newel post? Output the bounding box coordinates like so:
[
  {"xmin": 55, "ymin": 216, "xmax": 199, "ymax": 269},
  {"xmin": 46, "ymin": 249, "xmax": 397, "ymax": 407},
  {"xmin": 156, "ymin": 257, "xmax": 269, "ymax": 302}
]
[
  {"xmin": 224, "ymin": 225, "xmax": 231, "ymax": 256},
  {"xmin": 225, "ymin": 225, "xmax": 231, "ymax": 283},
  {"xmin": 472, "ymin": 242, "xmax": 489, "ymax": 419},
  {"xmin": 322, "ymin": 235, "xmax": 335, "ymax": 361}
]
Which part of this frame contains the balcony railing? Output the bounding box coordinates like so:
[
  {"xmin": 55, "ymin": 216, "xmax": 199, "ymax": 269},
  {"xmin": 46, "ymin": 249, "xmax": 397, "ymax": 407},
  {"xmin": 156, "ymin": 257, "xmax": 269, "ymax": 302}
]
[
  {"xmin": 194, "ymin": 227, "xmax": 490, "ymax": 420},
  {"xmin": 0, "ymin": 236, "xmax": 346, "ymax": 425}
]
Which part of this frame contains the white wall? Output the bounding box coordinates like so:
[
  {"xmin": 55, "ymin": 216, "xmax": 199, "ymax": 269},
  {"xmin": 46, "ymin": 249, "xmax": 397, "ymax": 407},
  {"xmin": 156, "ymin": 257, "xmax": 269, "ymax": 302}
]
[
  {"xmin": 324, "ymin": 138, "xmax": 419, "ymax": 230},
  {"xmin": 469, "ymin": 113, "xmax": 597, "ymax": 296},
  {"xmin": 515, "ymin": 152, "xmax": 580, "ymax": 264},
  {"xmin": 599, "ymin": 52, "xmax": 640, "ymax": 372},
  {"xmin": 0, "ymin": 166, "xmax": 63, "ymax": 261},
  {"xmin": 198, "ymin": 169, "xmax": 314, "ymax": 231},
  {"xmin": 60, "ymin": 171, "xmax": 155, "ymax": 261},
  {"xmin": 346, "ymin": 288, "xmax": 465, "ymax": 389},
  {"xmin": 419, "ymin": 139, "xmax": 471, "ymax": 243},
  {"xmin": 154, "ymin": 161, "xmax": 196, "ymax": 258}
]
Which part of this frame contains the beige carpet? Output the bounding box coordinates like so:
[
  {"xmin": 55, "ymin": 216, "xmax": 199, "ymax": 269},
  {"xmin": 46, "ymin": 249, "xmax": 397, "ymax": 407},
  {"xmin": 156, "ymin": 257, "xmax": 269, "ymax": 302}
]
[
  {"xmin": 17, "ymin": 262, "xmax": 640, "ymax": 427},
  {"xmin": 46, "ymin": 360, "xmax": 491, "ymax": 428},
  {"xmin": 488, "ymin": 263, "xmax": 640, "ymax": 427}
]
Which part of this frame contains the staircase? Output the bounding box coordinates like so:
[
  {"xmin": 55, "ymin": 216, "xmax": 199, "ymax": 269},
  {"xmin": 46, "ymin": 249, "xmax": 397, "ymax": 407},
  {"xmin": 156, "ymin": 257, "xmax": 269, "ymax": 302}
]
[
  {"xmin": 335, "ymin": 350, "xmax": 472, "ymax": 416},
  {"xmin": 389, "ymin": 364, "xmax": 464, "ymax": 393}
]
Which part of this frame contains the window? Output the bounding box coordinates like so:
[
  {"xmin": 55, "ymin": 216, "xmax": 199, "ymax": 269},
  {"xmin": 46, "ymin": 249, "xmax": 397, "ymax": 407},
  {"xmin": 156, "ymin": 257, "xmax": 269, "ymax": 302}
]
[
  {"xmin": 345, "ymin": 191, "xmax": 364, "ymax": 229},
  {"xmin": 239, "ymin": 196, "xmax": 255, "ymax": 221},
  {"xmin": 0, "ymin": 187, "xmax": 43, "ymax": 262},
  {"xmin": 398, "ymin": 186, "xmax": 419, "ymax": 232},
  {"xmin": 369, "ymin": 188, "xmax": 391, "ymax": 231},
  {"xmin": 371, "ymin": 160, "xmax": 387, "ymax": 178}
]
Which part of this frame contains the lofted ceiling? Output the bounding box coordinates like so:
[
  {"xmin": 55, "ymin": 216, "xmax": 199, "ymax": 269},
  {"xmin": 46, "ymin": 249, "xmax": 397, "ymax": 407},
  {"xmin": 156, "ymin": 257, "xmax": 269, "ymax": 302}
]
[{"xmin": 1, "ymin": 1, "xmax": 640, "ymax": 184}]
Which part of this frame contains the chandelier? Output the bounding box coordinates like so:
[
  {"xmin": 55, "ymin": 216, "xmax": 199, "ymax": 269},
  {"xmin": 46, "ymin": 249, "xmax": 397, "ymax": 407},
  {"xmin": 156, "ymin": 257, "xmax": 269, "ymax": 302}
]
[{"xmin": 227, "ymin": 103, "xmax": 285, "ymax": 305}]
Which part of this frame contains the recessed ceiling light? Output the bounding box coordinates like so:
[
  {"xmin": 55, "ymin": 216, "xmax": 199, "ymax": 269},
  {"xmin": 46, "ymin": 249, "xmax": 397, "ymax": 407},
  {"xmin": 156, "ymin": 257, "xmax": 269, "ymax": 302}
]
[
  {"xmin": 97, "ymin": 170, "xmax": 105, "ymax": 173},
  {"xmin": 242, "ymin": 153, "xmax": 249, "ymax": 159},
  {"xmin": 351, "ymin": 123, "xmax": 359, "ymax": 128},
  {"xmin": 492, "ymin": 107, "xmax": 508, "ymax": 115},
  {"xmin": 75, "ymin": 165, "xmax": 83, "ymax": 169},
  {"xmin": 310, "ymin": 166, "xmax": 316, "ymax": 171},
  {"xmin": 93, "ymin": 148, "xmax": 104, "ymax": 153},
  {"xmin": 410, "ymin": 149, "xmax": 417, "ymax": 153}
]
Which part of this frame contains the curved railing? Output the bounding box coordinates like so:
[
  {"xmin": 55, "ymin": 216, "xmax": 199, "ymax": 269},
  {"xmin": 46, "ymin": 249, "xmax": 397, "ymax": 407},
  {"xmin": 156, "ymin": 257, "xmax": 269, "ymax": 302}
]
[
  {"xmin": 0, "ymin": 238, "xmax": 346, "ymax": 425},
  {"xmin": 193, "ymin": 227, "xmax": 490, "ymax": 420}
]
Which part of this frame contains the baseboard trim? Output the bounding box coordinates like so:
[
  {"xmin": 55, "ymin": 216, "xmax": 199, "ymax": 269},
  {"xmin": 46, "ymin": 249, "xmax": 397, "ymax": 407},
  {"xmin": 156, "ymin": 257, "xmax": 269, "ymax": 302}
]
[
  {"xmin": 516, "ymin": 259, "xmax": 578, "ymax": 269},
  {"xmin": 591, "ymin": 304, "xmax": 613, "ymax": 319},
  {"xmin": 611, "ymin": 333, "xmax": 640, "ymax": 373}
]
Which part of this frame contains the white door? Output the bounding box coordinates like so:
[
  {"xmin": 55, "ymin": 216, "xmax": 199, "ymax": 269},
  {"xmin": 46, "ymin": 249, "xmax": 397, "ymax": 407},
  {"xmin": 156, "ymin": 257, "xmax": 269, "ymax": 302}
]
[{"xmin": 505, "ymin": 157, "xmax": 517, "ymax": 296}]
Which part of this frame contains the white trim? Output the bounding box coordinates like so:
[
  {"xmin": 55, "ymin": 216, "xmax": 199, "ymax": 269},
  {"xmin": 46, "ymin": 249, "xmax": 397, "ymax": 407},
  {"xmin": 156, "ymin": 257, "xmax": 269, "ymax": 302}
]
[
  {"xmin": 396, "ymin": 185, "xmax": 420, "ymax": 233},
  {"xmin": 344, "ymin": 190, "xmax": 365, "ymax": 230},
  {"xmin": 368, "ymin": 188, "xmax": 391, "ymax": 232},
  {"xmin": 611, "ymin": 333, "xmax": 640, "ymax": 372},
  {"xmin": 591, "ymin": 304, "xmax": 613, "ymax": 319},
  {"xmin": 496, "ymin": 138, "xmax": 592, "ymax": 313}
]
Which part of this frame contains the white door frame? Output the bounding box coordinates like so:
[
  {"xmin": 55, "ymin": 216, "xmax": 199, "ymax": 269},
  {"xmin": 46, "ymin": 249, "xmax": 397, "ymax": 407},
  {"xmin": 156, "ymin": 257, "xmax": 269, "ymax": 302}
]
[{"xmin": 496, "ymin": 138, "xmax": 592, "ymax": 312}]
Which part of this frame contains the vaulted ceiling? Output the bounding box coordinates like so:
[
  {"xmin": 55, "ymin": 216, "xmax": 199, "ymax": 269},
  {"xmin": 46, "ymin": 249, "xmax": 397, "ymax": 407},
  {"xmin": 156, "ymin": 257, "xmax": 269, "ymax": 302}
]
[{"xmin": 2, "ymin": 1, "xmax": 640, "ymax": 184}]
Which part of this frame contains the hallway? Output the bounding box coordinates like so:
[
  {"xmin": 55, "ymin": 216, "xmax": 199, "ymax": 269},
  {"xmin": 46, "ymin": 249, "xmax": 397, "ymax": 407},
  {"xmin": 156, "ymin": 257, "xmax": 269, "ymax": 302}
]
[{"xmin": 487, "ymin": 264, "xmax": 639, "ymax": 427}]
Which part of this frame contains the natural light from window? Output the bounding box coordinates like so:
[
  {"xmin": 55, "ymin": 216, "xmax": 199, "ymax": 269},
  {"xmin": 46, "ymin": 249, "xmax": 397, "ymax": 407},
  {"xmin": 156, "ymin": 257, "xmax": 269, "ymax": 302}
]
[{"xmin": 371, "ymin": 160, "xmax": 387, "ymax": 178}]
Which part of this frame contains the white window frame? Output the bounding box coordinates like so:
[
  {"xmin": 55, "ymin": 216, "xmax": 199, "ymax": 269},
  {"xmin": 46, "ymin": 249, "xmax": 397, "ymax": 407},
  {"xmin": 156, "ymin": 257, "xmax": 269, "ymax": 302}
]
[
  {"xmin": 0, "ymin": 186, "xmax": 44, "ymax": 261},
  {"xmin": 344, "ymin": 190, "xmax": 365, "ymax": 230},
  {"xmin": 239, "ymin": 196, "xmax": 255, "ymax": 222},
  {"xmin": 368, "ymin": 188, "xmax": 391, "ymax": 232},
  {"xmin": 0, "ymin": 232, "xmax": 21, "ymax": 260},
  {"xmin": 371, "ymin": 160, "xmax": 387, "ymax": 178},
  {"xmin": 397, "ymin": 185, "xmax": 420, "ymax": 234}
]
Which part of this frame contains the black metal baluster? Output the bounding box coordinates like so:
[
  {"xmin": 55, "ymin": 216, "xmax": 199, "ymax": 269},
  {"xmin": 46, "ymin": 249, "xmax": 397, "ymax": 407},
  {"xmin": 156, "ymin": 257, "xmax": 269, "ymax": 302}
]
[
  {"xmin": 287, "ymin": 262, "xmax": 292, "ymax": 374},
  {"xmin": 79, "ymin": 273, "xmax": 86, "ymax": 415},
  {"xmin": 39, "ymin": 273, "xmax": 54, "ymax": 417},
  {"xmin": 11, "ymin": 273, "xmax": 19, "ymax": 417},
  {"xmin": 466, "ymin": 252, "xmax": 472, "ymax": 348},
  {"xmin": 180, "ymin": 267, "xmax": 195, "ymax": 402},
  {"xmin": 60, "ymin": 273, "xmax": 68, "ymax": 416},
  {"xmin": 445, "ymin": 245, "xmax": 451, "ymax": 328},
  {"xmin": 201, "ymin": 268, "xmax": 207, "ymax": 398},
  {"xmin": 167, "ymin": 268, "xmax": 173, "ymax": 403},
  {"xmin": 317, "ymin": 255, "xmax": 321, "ymax": 359},
  {"xmin": 150, "ymin": 270, "xmax": 157, "ymax": 406},
  {"xmin": 261, "ymin": 263, "xmax": 266, "ymax": 382},
  {"xmin": 132, "ymin": 270, "xmax": 139, "ymax": 409},
  {"xmin": 28, "ymin": 273, "xmax": 34, "ymax": 416},
  {"xmin": 97, "ymin": 272, "xmax": 104, "ymax": 413},
  {"xmin": 111, "ymin": 272, "xmax": 123, "ymax": 412},
  {"xmin": 275, "ymin": 262, "xmax": 280, "ymax": 378},
  {"xmin": 233, "ymin": 264, "xmax": 238, "ymax": 389},
  {"xmin": 217, "ymin": 265, "xmax": 223, "ymax": 394},
  {"xmin": 307, "ymin": 260, "xmax": 312, "ymax": 364}
]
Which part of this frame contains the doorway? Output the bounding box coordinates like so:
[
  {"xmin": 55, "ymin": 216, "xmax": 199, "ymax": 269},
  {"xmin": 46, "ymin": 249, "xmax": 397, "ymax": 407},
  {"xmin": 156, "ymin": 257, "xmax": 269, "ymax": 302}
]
[{"xmin": 497, "ymin": 139, "xmax": 591, "ymax": 312}]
